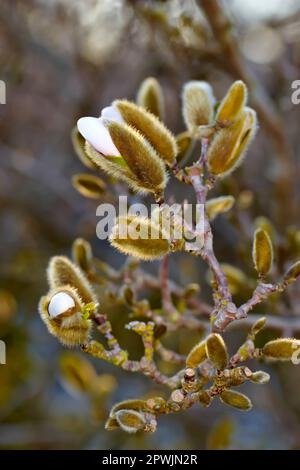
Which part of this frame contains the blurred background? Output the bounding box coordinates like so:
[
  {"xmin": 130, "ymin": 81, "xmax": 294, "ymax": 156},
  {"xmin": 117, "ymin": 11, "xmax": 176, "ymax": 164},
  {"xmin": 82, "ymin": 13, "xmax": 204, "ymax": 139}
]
[{"xmin": 1, "ymin": 0, "xmax": 300, "ymax": 450}]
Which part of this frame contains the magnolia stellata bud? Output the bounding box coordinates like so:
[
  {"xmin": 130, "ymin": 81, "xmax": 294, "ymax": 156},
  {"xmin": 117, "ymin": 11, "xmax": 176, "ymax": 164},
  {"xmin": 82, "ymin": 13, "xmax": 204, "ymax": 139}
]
[
  {"xmin": 115, "ymin": 409, "xmax": 146, "ymax": 433},
  {"xmin": 72, "ymin": 238, "xmax": 93, "ymax": 273},
  {"xmin": 39, "ymin": 285, "xmax": 92, "ymax": 346},
  {"xmin": 186, "ymin": 339, "xmax": 207, "ymax": 368},
  {"xmin": 47, "ymin": 256, "xmax": 97, "ymax": 305},
  {"xmin": 109, "ymin": 399, "xmax": 149, "ymax": 418},
  {"xmin": 113, "ymin": 99, "xmax": 177, "ymax": 166},
  {"xmin": 283, "ymin": 261, "xmax": 300, "ymax": 284},
  {"xmin": 250, "ymin": 371, "xmax": 270, "ymax": 384},
  {"xmin": 109, "ymin": 215, "xmax": 171, "ymax": 261},
  {"xmin": 207, "ymin": 108, "xmax": 257, "ymax": 177},
  {"xmin": 206, "ymin": 196, "xmax": 235, "ymax": 221},
  {"xmin": 262, "ymin": 338, "xmax": 300, "ymax": 361},
  {"xmin": 72, "ymin": 173, "xmax": 106, "ymax": 199},
  {"xmin": 252, "ymin": 228, "xmax": 273, "ymax": 277},
  {"xmin": 220, "ymin": 389, "xmax": 252, "ymax": 411},
  {"xmin": 250, "ymin": 317, "xmax": 266, "ymax": 336},
  {"xmin": 205, "ymin": 333, "xmax": 228, "ymax": 371},
  {"xmin": 198, "ymin": 390, "xmax": 212, "ymax": 407},
  {"xmin": 182, "ymin": 81, "xmax": 215, "ymax": 131},
  {"xmin": 137, "ymin": 77, "xmax": 165, "ymax": 120},
  {"xmin": 106, "ymin": 120, "xmax": 168, "ymax": 196},
  {"xmin": 216, "ymin": 80, "xmax": 248, "ymax": 125}
]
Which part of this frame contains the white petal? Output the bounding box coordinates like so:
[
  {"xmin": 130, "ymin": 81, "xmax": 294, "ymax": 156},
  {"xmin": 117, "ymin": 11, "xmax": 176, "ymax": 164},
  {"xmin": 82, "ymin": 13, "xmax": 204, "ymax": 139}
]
[
  {"xmin": 77, "ymin": 116, "xmax": 120, "ymax": 156},
  {"xmin": 101, "ymin": 106, "xmax": 124, "ymax": 124},
  {"xmin": 48, "ymin": 292, "xmax": 75, "ymax": 318}
]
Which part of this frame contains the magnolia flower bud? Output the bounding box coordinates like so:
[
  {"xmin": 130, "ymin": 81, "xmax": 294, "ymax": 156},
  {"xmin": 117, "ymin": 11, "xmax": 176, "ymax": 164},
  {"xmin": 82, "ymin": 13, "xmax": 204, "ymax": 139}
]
[
  {"xmin": 206, "ymin": 195, "xmax": 235, "ymax": 221},
  {"xmin": 216, "ymin": 80, "xmax": 248, "ymax": 125},
  {"xmin": 186, "ymin": 339, "xmax": 207, "ymax": 368},
  {"xmin": 72, "ymin": 173, "xmax": 106, "ymax": 199},
  {"xmin": 220, "ymin": 389, "xmax": 252, "ymax": 411},
  {"xmin": 252, "ymin": 228, "xmax": 273, "ymax": 277},
  {"xmin": 72, "ymin": 238, "xmax": 93, "ymax": 273},
  {"xmin": 262, "ymin": 338, "xmax": 300, "ymax": 361},
  {"xmin": 47, "ymin": 256, "xmax": 97, "ymax": 305},
  {"xmin": 110, "ymin": 215, "xmax": 171, "ymax": 261},
  {"xmin": 77, "ymin": 116, "xmax": 121, "ymax": 157},
  {"xmin": 137, "ymin": 77, "xmax": 165, "ymax": 120},
  {"xmin": 182, "ymin": 80, "xmax": 215, "ymax": 130},
  {"xmin": 113, "ymin": 99, "xmax": 177, "ymax": 166},
  {"xmin": 205, "ymin": 333, "xmax": 228, "ymax": 371},
  {"xmin": 207, "ymin": 108, "xmax": 257, "ymax": 177},
  {"xmin": 48, "ymin": 291, "xmax": 76, "ymax": 319},
  {"xmin": 39, "ymin": 285, "xmax": 92, "ymax": 347}
]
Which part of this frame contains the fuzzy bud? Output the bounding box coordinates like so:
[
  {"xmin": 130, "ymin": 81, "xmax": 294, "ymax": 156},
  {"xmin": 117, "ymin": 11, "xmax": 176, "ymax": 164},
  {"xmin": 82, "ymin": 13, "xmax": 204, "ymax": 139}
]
[
  {"xmin": 207, "ymin": 108, "xmax": 257, "ymax": 177},
  {"xmin": 216, "ymin": 80, "xmax": 247, "ymax": 125},
  {"xmin": 39, "ymin": 285, "xmax": 92, "ymax": 347},
  {"xmin": 283, "ymin": 261, "xmax": 300, "ymax": 284},
  {"xmin": 47, "ymin": 256, "xmax": 97, "ymax": 305},
  {"xmin": 206, "ymin": 333, "xmax": 228, "ymax": 371},
  {"xmin": 262, "ymin": 338, "xmax": 300, "ymax": 361},
  {"xmin": 182, "ymin": 81, "xmax": 215, "ymax": 131},
  {"xmin": 137, "ymin": 77, "xmax": 165, "ymax": 120},
  {"xmin": 110, "ymin": 215, "xmax": 171, "ymax": 261},
  {"xmin": 252, "ymin": 228, "xmax": 273, "ymax": 277},
  {"xmin": 72, "ymin": 173, "xmax": 106, "ymax": 199},
  {"xmin": 114, "ymin": 99, "xmax": 177, "ymax": 166},
  {"xmin": 206, "ymin": 196, "xmax": 235, "ymax": 221},
  {"xmin": 220, "ymin": 389, "xmax": 252, "ymax": 411},
  {"xmin": 186, "ymin": 339, "xmax": 207, "ymax": 368}
]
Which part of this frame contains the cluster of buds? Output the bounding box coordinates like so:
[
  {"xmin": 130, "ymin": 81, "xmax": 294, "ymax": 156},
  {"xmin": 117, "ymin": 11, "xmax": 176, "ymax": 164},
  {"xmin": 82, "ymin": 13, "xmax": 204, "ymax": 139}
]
[{"xmin": 39, "ymin": 76, "xmax": 300, "ymax": 434}]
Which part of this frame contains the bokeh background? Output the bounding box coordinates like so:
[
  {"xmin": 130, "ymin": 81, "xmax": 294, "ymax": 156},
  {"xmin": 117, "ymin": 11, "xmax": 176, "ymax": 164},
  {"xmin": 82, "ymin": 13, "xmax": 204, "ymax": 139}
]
[{"xmin": 1, "ymin": 0, "xmax": 300, "ymax": 450}]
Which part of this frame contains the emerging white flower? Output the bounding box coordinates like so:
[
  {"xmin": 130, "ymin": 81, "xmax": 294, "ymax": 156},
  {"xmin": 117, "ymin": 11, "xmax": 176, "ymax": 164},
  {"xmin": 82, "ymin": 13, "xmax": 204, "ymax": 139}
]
[
  {"xmin": 77, "ymin": 105, "xmax": 124, "ymax": 156},
  {"xmin": 48, "ymin": 291, "xmax": 76, "ymax": 319}
]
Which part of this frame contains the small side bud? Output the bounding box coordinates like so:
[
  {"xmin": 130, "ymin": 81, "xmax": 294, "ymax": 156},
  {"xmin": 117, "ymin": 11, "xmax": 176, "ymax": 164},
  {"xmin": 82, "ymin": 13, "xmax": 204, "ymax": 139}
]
[
  {"xmin": 182, "ymin": 81, "xmax": 215, "ymax": 131},
  {"xmin": 186, "ymin": 339, "xmax": 207, "ymax": 368},
  {"xmin": 262, "ymin": 338, "xmax": 300, "ymax": 361},
  {"xmin": 252, "ymin": 229, "xmax": 273, "ymax": 277},
  {"xmin": 220, "ymin": 389, "xmax": 252, "ymax": 411},
  {"xmin": 137, "ymin": 77, "xmax": 165, "ymax": 120},
  {"xmin": 216, "ymin": 80, "xmax": 247, "ymax": 125},
  {"xmin": 206, "ymin": 196, "xmax": 235, "ymax": 221},
  {"xmin": 115, "ymin": 409, "xmax": 146, "ymax": 434},
  {"xmin": 205, "ymin": 333, "xmax": 228, "ymax": 370},
  {"xmin": 283, "ymin": 261, "xmax": 300, "ymax": 284},
  {"xmin": 72, "ymin": 173, "xmax": 106, "ymax": 199},
  {"xmin": 110, "ymin": 216, "xmax": 171, "ymax": 261},
  {"xmin": 250, "ymin": 371, "xmax": 270, "ymax": 384},
  {"xmin": 72, "ymin": 238, "xmax": 93, "ymax": 273},
  {"xmin": 198, "ymin": 390, "xmax": 212, "ymax": 407},
  {"xmin": 110, "ymin": 399, "xmax": 148, "ymax": 417},
  {"xmin": 250, "ymin": 317, "xmax": 266, "ymax": 336}
]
